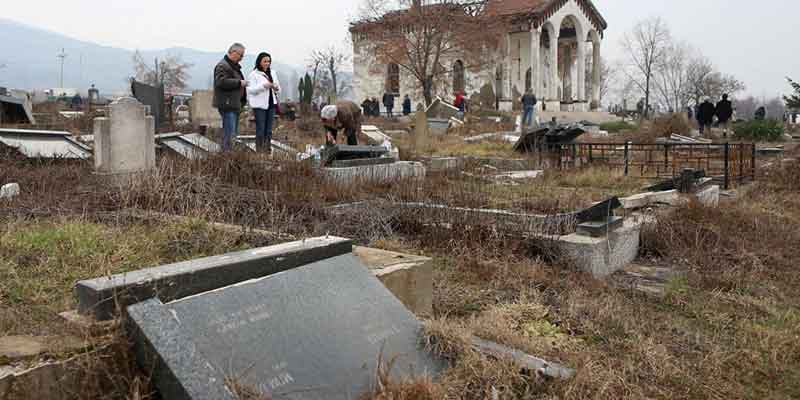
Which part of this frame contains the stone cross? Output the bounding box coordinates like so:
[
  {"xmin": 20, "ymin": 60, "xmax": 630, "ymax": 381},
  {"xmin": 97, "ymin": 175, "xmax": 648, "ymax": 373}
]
[{"xmin": 93, "ymin": 97, "xmax": 155, "ymax": 175}]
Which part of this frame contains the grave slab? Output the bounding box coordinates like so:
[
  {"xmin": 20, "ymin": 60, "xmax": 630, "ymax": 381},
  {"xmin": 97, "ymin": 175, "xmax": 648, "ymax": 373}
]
[
  {"xmin": 127, "ymin": 253, "xmax": 443, "ymax": 400},
  {"xmin": 76, "ymin": 236, "xmax": 353, "ymax": 320}
]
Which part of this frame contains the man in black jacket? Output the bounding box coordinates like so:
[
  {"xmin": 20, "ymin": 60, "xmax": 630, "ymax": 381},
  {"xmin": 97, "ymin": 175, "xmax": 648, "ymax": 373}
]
[
  {"xmin": 214, "ymin": 43, "xmax": 248, "ymax": 151},
  {"xmin": 715, "ymin": 94, "xmax": 733, "ymax": 137},
  {"xmin": 382, "ymin": 92, "xmax": 395, "ymax": 118},
  {"xmin": 697, "ymin": 98, "xmax": 716, "ymax": 136}
]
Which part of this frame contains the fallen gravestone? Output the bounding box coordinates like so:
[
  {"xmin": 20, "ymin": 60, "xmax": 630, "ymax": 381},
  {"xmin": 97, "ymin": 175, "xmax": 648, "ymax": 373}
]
[
  {"xmin": 321, "ymin": 145, "xmax": 390, "ymax": 167},
  {"xmin": 127, "ymin": 253, "xmax": 443, "ymax": 400}
]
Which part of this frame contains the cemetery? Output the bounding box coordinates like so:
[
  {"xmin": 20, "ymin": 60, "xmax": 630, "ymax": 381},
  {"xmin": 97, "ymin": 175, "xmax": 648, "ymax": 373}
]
[
  {"xmin": 2, "ymin": 0, "xmax": 800, "ymax": 398},
  {"xmin": 1, "ymin": 89, "xmax": 799, "ymax": 400}
]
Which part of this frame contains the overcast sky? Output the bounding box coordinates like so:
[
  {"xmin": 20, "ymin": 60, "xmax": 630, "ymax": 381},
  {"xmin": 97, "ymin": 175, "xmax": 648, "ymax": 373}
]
[{"xmin": 3, "ymin": 0, "xmax": 798, "ymax": 97}]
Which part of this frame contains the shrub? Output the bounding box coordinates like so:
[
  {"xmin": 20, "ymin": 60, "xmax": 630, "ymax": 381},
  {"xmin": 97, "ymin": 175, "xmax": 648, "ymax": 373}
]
[
  {"xmin": 649, "ymin": 113, "xmax": 692, "ymax": 137},
  {"xmin": 598, "ymin": 120, "xmax": 634, "ymax": 133},
  {"xmin": 734, "ymin": 119, "xmax": 785, "ymax": 142}
]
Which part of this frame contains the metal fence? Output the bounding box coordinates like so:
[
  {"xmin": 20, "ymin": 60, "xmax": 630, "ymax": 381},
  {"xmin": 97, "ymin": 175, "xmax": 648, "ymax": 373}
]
[{"xmin": 551, "ymin": 142, "xmax": 757, "ymax": 189}]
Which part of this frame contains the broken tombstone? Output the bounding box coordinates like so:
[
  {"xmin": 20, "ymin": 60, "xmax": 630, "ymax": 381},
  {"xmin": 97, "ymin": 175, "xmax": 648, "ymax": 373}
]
[
  {"xmin": 126, "ymin": 252, "xmax": 444, "ymax": 400},
  {"xmin": 0, "ymin": 128, "xmax": 92, "ymax": 159},
  {"xmin": 320, "ymin": 144, "xmax": 391, "ymax": 167},
  {"xmin": 425, "ymin": 97, "xmax": 460, "ymax": 120},
  {"xmin": 155, "ymin": 132, "xmax": 221, "ymax": 160}
]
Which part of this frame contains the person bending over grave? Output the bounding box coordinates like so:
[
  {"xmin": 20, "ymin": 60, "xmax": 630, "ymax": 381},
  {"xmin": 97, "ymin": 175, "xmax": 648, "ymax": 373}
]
[{"xmin": 321, "ymin": 100, "xmax": 362, "ymax": 146}]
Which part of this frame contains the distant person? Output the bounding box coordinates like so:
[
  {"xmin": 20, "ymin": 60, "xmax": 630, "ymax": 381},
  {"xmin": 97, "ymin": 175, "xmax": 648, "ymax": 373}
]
[
  {"xmin": 755, "ymin": 106, "xmax": 766, "ymax": 120},
  {"xmin": 214, "ymin": 43, "xmax": 248, "ymax": 151},
  {"xmin": 520, "ymin": 89, "xmax": 538, "ymax": 127},
  {"xmin": 371, "ymin": 97, "xmax": 380, "ymax": 117},
  {"xmin": 70, "ymin": 94, "xmax": 83, "ymax": 111},
  {"xmin": 382, "ymin": 92, "xmax": 395, "ymax": 118},
  {"xmin": 247, "ymin": 52, "xmax": 281, "ymax": 153},
  {"xmin": 454, "ymin": 91, "xmax": 466, "ymax": 120},
  {"xmin": 715, "ymin": 94, "xmax": 733, "ymax": 137},
  {"xmin": 402, "ymin": 94, "xmax": 412, "ymax": 116},
  {"xmin": 361, "ymin": 98, "xmax": 372, "ymax": 117},
  {"xmin": 321, "ymin": 100, "xmax": 362, "ymax": 146},
  {"xmin": 697, "ymin": 98, "xmax": 716, "ymax": 135}
]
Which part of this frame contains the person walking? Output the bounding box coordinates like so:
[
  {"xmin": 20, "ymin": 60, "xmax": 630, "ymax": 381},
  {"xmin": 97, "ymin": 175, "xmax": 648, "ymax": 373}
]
[
  {"xmin": 402, "ymin": 94, "xmax": 412, "ymax": 116},
  {"xmin": 521, "ymin": 89, "xmax": 538, "ymax": 128},
  {"xmin": 214, "ymin": 43, "xmax": 248, "ymax": 151},
  {"xmin": 382, "ymin": 92, "xmax": 395, "ymax": 118},
  {"xmin": 697, "ymin": 98, "xmax": 716, "ymax": 136},
  {"xmin": 715, "ymin": 94, "xmax": 733, "ymax": 138},
  {"xmin": 321, "ymin": 100, "xmax": 362, "ymax": 146},
  {"xmin": 247, "ymin": 52, "xmax": 281, "ymax": 154}
]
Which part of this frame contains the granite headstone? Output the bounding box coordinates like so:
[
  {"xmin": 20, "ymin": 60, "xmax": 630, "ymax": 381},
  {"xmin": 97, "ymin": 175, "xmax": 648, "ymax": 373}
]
[{"xmin": 127, "ymin": 253, "xmax": 443, "ymax": 400}]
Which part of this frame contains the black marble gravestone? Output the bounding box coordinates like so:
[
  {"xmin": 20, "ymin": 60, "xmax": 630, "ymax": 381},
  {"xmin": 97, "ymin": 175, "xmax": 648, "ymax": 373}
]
[{"xmin": 127, "ymin": 253, "xmax": 443, "ymax": 400}]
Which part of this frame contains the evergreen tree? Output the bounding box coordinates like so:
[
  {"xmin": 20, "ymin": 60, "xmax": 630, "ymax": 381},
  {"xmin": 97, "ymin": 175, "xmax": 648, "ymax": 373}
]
[
  {"xmin": 785, "ymin": 78, "xmax": 800, "ymax": 109},
  {"xmin": 298, "ymin": 79, "xmax": 305, "ymax": 105},
  {"xmin": 303, "ymin": 74, "xmax": 314, "ymax": 105}
]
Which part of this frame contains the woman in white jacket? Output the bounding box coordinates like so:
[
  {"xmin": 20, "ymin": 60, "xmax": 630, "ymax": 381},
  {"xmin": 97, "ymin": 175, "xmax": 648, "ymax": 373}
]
[{"xmin": 247, "ymin": 52, "xmax": 281, "ymax": 153}]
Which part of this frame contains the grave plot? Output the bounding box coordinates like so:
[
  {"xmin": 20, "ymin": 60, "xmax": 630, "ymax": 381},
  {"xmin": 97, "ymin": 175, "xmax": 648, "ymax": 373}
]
[{"xmin": 0, "ymin": 128, "xmax": 92, "ymax": 159}]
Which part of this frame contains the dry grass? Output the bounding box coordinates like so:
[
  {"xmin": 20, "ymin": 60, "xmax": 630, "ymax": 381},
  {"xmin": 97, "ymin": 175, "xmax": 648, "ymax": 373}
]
[{"xmin": 2, "ymin": 140, "xmax": 799, "ymax": 399}]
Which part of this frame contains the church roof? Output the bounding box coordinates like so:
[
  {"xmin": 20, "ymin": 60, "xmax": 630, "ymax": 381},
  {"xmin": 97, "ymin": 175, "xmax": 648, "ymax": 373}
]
[{"xmin": 485, "ymin": 0, "xmax": 607, "ymax": 31}]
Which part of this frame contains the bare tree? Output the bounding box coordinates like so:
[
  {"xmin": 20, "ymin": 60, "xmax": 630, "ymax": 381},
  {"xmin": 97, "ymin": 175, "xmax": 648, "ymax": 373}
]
[
  {"xmin": 132, "ymin": 51, "xmax": 193, "ymax": 93},
  {"xmin": 310, "ymin": 45, "xmax": 350, "ymax": 101},
  {"xmin": 653, "ymin": 41, "xmax": 692, "ymax": 112},
  {"xmin": 352, "ymin": 0, "xmax": 503, "ymax": 106},
  {"xmin": 621, "ymin": 17, "xmax": 671, "ymax": 118},
  {"xmin": 686, "ymin": 54, "xmax": 745, "ymax": 106}
]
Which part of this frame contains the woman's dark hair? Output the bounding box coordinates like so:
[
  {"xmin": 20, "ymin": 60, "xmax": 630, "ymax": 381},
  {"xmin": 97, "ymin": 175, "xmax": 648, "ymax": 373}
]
[{"xmin": 254, "ymin": 52, "xmax": 272, "ymax": 71}]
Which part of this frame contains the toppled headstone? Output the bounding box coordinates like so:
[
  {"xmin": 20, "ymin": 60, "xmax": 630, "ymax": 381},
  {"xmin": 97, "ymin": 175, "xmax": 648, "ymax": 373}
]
[
  {"xmin": 127, "ymin": 253, "xmax": 443, "ymax": 400},
  {"xmin": 156, "ymin": 132, "xmax": 221, "ymax": 160},
  {"xmin": 0, "ymin": 129, "xmax": 92, "ymax": 159},
  {"xmin": 361, "ymin": 125, "xmax": 392, "ymax": 145},
  {"xmin": 425, "ymin": 97, "xmax": 460, "ymax": 120},
  {"xmin": 513, "ymin": 124, "xmax": 586, "ymax": 153},
  {"xmin": 321, "ymin": 144, "xmax": 390, "ymax": 167},
  {"xmin": 0, "ymin": 183, "xmax": 20, "ymax": 200}
]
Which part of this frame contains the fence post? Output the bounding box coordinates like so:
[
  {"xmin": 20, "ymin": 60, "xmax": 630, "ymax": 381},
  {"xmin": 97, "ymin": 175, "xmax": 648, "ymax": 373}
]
[
  {"xmin": 739, "ymin": 144, "xmax": 744, "ymax": 185},
  {"xmin": 751, "ymin": 144, "xmax": 757, "ymax": 182},
  {"xmin": 663, "ymin": 144, "xmax": 669, "ymax": 173},
  {"xmin": 589, "ymin": 144, "xmax": 593, "ymax": 164},
  {"xmin": 558, "ymin": 145, "xmax": 563, "ymax": 170},
  {"xmin": 723, "ymin": 142, "xmax": 730, "ymax": 190},
  {"xmin": 624, "ymin": 142, "xmax": 630, "ymax": 176}
]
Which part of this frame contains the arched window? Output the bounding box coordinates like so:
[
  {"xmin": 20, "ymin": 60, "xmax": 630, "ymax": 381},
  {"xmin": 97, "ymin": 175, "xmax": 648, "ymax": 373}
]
[
  {"xmin": 453, "ymin": 60, "xmax": 465, "ymax": 93},
  {"xmin": 386, "ymin": 63, "xmax": 400, "ymax": 95},
  {"xmin": 525, "ymin": 68, "xmax": 532, "ymax": 92}
]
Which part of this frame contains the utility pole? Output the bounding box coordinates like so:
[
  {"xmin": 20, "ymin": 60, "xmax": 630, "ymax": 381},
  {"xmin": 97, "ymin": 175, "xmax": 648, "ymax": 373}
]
[{"xmin": 57, "ymin": 48, "xmax": 68, "ymax": 88}]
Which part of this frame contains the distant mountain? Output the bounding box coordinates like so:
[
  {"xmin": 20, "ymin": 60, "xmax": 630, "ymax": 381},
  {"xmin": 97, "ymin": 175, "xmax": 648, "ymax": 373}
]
[{"xmin": 0, "ymin": 18, "xmax": 315, "ymax": 101}]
